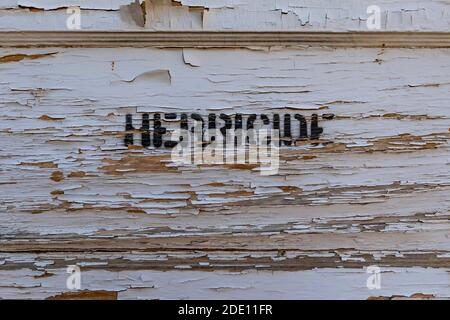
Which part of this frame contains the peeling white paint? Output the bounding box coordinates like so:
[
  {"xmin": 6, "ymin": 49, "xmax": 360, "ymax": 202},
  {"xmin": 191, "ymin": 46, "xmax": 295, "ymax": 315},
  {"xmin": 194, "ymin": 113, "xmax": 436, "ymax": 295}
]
[
  {"xmin": 0, "ymin": 267, "xmax": 448, "ymax": 299},
  {"xmin": 17, "ymin": 0, "xmax": 138, "ymax": 10},
  {"xmin": 0, "ymin": 0, "xmax": 449, "ymax": 300},
  {"xmin": 2, "ymin": 0, "xmax": 450, "ymax": 31}
]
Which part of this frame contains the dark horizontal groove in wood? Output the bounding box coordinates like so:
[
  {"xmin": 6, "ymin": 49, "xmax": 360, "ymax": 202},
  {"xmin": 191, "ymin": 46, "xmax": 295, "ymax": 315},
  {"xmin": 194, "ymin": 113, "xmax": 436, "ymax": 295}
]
[
  {"xmin": 2, "ymin": 255, "xmax": 447, "ymax": 273},
  {"xmin": 0, "ymin": 247, "xmax": 447, "ymax": 254},
  {"xmin": 2, "ymin": 31, "xmax": 450, "ymax": 48},
  {"xmin": 1, "ymin": 245, "xmax": 448, "ymax": 254}
]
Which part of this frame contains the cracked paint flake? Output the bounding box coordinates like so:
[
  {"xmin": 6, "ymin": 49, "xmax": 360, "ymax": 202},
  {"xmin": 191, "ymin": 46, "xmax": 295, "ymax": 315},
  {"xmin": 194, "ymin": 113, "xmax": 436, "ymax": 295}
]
[
  {"xmin": 0, "ymin": 52, "xmax": 57, "ymax": 63},
  {"xmin": 144, "ymin": 0, "xmax": 450, "ymax": 31},
  {"xmin": 2, "ymin": 0, "xmax": 450, "ymax": 31},
  {"xmin": 16, "ymin": 0, "xmax": 139, "ymax": 11}
]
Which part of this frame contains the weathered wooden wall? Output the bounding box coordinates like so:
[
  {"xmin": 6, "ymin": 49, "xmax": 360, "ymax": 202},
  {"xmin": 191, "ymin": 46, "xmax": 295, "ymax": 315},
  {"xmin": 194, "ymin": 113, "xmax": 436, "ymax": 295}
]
[
  {"xmin": 3, "ymin": 0, "xmax": 450, "ymax": 31},
  {"xmin": 0, "ymin": 0, "xmax": 449, "ymax": 300}
]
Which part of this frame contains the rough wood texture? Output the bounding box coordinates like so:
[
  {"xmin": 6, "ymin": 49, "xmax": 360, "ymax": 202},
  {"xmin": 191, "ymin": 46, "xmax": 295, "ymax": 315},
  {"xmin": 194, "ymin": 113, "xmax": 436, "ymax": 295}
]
[
  {"xmin": 4, "ymin": 31, "xmax": 450, "ymax": 48},
  {"xmin": 0, "ymin": 46, "xmax": 449, "ymax": 299}
]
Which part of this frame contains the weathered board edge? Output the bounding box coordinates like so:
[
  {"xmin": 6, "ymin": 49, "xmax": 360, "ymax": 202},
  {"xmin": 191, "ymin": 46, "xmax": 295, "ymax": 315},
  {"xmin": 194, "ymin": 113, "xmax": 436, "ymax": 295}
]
[{"xmin": 3, "ymin": 31, "xmax": 450, "ymax": 48}]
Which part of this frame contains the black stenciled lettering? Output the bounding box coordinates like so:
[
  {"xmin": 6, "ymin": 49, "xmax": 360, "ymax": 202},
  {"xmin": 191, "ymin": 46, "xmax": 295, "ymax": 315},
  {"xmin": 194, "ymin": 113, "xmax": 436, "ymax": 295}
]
[
  {"xmin": 246, "ymin": 114, "xmax": 257, "ymax": 144},
  {"xmin": 294, "ymin": 114, "xmax": 308, "ymax": 139},
  {"xmin": 208, "ymin": 113, "xmax": 216, "ymax": 142},
  {"xmin": 191, "ymin": 113, "xmax": 204, "ymax": 147},
  {"xmin": 246, "ymin": 114, "xmax": 257, "ymax": 130},
  {"xmin": 261, "ymin": 114, "xmax": 270, "ymax": 126},
  {"xmin": 163, "ymin": 114, "xmax": 179, "ymax": 148},
  {"xmin": 164, "ymin": 140, "xmax": 178, "ymax": 148},
  {"xmin": 273, "ymin": 114, "xmax": 280, "ymax": 131},
  {"xmin": 164, "ymin": 113, "xmax": 177, "ymax": 120},
  {"xmin": 283, "ymin": 114, "xmax": 292, "ymax": 146},
  {"xmin": 153, "ymin": 113, "xmax": 166, "ymax": 148},
  {"xmin": 123, "ymin": 112, "xmax": 331, "ymax": 148},
  {"xmin": 235, "ymin": 114, "xmax": 243, "ymax": 130},
  {"xmin": 208, "ymin": 114, "xmax": 216, "ymax": 130},
  {"xmin": 178, "ymin": 113, "xmax": 189, "ymax": 148},
  {"xmin": 219, "ymin": 114, "xmax": 232, "ymax": 137},
  {"xmin": 234, "ymin": 114, "xmax": 243, "ymax": 147},
  {"xmin": 125, "ymin": 114, "xmax": 134, "ymax": 146},
  {"xmin": 191, "ymin": 113, "xmax": 204, "ymax": 130},
  {"xmin": 141, "ymin": 113, "xmax": 151, "ymax": 147},
  {"xmin": 310, "ymin": 113, "xmax": 324, "ymax": 140},
  {"xmin": 260, "ymin": 114, "xmax": 271, "ymax": 145},
  {"xmin": 180, "ymin": 113, "xmax": 189, "ymax": 131}
]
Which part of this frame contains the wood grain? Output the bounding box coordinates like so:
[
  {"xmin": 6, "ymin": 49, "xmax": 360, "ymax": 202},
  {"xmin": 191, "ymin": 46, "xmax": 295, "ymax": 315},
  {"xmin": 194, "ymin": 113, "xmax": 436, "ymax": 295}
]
[
  {"xmin": 3, "ymin": 31, "xmax": 450, "ymax": 48},
  {"xmin": 0, "ymin": 45, "xmax": 449, "ymax": 299}
]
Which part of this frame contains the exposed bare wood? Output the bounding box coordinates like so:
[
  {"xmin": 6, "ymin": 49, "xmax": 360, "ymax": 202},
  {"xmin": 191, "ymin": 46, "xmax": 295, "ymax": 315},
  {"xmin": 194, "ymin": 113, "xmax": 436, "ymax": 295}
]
[{"xmin": 3, "ymin": 31, "xmax": 450, "ymax": 48}]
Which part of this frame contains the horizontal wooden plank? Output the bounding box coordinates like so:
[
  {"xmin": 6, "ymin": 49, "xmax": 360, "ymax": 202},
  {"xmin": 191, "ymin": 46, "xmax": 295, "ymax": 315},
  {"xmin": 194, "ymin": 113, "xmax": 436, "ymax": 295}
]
[
  {"xmin": 3, "ymin": 31, "xmax": 450, "ymax": 48},
  {"xmin": 1, "ymin": 265, "xmax": 448, "ymax": 299},
  {"xmin": 4, "ymin": 0, "xmax": 450, "ymax": 33}
]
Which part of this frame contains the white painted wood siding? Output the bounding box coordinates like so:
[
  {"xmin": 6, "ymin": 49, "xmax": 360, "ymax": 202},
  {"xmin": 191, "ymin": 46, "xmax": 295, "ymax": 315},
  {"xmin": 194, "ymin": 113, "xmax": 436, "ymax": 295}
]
[
  {"xmin": 2, "ymin": 0, "xmax": 450, "ymax": 31},
  {"xmin": 0, "ymin": 0, "xmax": 449, "ymax": 300}
]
